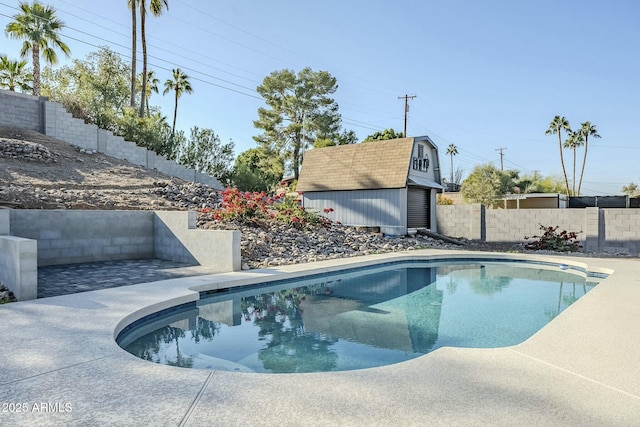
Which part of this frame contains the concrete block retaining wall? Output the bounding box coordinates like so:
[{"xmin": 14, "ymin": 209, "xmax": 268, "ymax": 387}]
[
  {"xmin": 154, "ymin": 211, "xmax": 241, "ymax": 271},
  {"xmin": 1, "ymin": 89, "xmax": 221, "ymax": 188},
  {"xmin": 2, "ymin": 209, "xmax": 241, "ymax": 301},
  {"xmin": 0, "ymin": 236, "xmax": 37, "ymax": 300},
  {"xmin": 0, "ymin": 209, "xmax": 9, "ymax": 235},
  {"xmin": 436, "ymin": 205, "xmax": 640, "ymax": 254},
  {"xmin": 9, "ymin": 210, "xmax": 155, "ymax": 266},
  {"xmin": 0, "ymin": 91, "xmax": 46, "ymax": 131}
]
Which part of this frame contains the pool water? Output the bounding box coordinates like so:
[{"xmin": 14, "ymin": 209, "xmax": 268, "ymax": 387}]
[{"xmin": 118, "ymin": 260, "xmax": 600, "ymax": 373}]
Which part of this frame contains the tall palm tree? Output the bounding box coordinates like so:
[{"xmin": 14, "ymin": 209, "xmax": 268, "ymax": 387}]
[
  {"xmin": 128, "ymin": 0, "xmax": 137, "ymax": 109},
  {"xmin": 563, "ymin": 131, "xmax": 583, "ymax": 196},
  {"xmin": 0, "ymin": 55, "xmax": 32, "ymax": 92},
  {"xmin": 138, "ymin": 0, "xmax": 168, "ymax": 118},
  {"xmin": 576, "ymin": 121, "xmax": 601, "ymax": 196},
  {"xmin": 545, "ymin": 116, "xmax": 572, "ymax": 196},
  {"xmin": 4, "ymin": 1, "xmax": 70, "ymax": 96},
  {"xmin": 163, "ymin": 68, "xmax": 192, "ymax": 135},
  {"xmin": 445, "ymin": 143, "xmax": 458, "ymax": 185},
  {"xmin": 137, "ymin": 70, "xmax": 159, "ymax": 116}
]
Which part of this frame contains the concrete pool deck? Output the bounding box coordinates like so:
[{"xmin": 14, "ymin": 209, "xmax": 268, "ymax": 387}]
[{"xmin": 1, "ymin": 250, "xmax": 639, "ymax": 426}]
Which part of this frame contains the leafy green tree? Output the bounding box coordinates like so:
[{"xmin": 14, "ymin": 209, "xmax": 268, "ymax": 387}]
[
  {"xmin": 232, "ymin": 147, "xmax": 284, "ymax": 192},
  {"xmin": 117, "ymin": 108, "xmax": 176, "ymax": 157},
  {"xmin": 461, "ymin": 163, "xmax": 514, "ymax": 206},
  {"xmin": 313, "ymin": 130, "xmax": 358, "ymax": 148},
  {"xmin": 621, "ymin": 182, "xmax": 638, "ymax": 197},
  {"xmin": 4, "ymin": 1, "xmax": 70, "ymax": 96},
  {"xmin": 445, "ymin": 143, "xmax": 458, "ymax": 184},
  {"xmin": 163, "ymin": 67, "xmax": 192, "ymax": 135},
  {"xmin": 139, "ymin": 0, "xmax": 168, "ymax": 117},
  {"xmin": 43, "ymin": 47, "xmax": 130, "ymax": 130},
  {"xmin": 0, "ymin": 55, "xmax": 32, "ymax": 92},
  {"xmin": 576, "ymin": 121, "xmax": 600, "ymax": 196},
  {"xmin": 128, "ymin": 0, "xmax": 137, "ymax": 108},
  {"xmin": 545, "ymin": 116, "xmax": 572, "ymax": 196},
  {"xmin": 254, "ymin": 67, "xmax": 345, "ymax": 180},
  {"xmin": 175, "ymin": 127, "xmax": 235, "ymax": 185},
  {"xmin": 363, "ymin": 128, "xmax": 404, "ymax": 142},
  {"xmin": 516, "ymin": 172, "xmax": 565, "ymax": 194}
]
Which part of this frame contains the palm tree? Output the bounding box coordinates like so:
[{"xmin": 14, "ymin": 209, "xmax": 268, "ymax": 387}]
[
  {"xmin": 545, "ymin": 116, "xmax": 572, "ymax": 196},
  {"xmin": 137, "ymin": 70, "xmax": 159, "ymax": 116},
  {"xmin": 4, "ymin": 1, "xmax": 71, "ymax": 96},
  {"xmin": 128, "ymin": 0, "xmax": 137, "ymax": 109},
  {"xmin": 138, "ymin": 0, "xmax": 168, "ymax": 118},
  {"xmin": 576, "ymin": 121, "xmax": 601, "ymax": 196},
  {"xmin": 163, "ymin": 68, "xmax": 192, "ymax": 135},
  {"xmin": 445, "ymin": 143, "xmax": 458, "ymax": 185},
  {"xmin": 563, "ymin": 131, "xmax": 583, "ymax": 196},
  {"xmin": 0, "ymin": 55, "xmax": 32, "ymax": 92}
]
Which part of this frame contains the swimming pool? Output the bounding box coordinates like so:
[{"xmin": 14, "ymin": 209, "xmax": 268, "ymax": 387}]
[{"xmin": 117, "ymin": 259, "xmax": 602, "ymax": 373}]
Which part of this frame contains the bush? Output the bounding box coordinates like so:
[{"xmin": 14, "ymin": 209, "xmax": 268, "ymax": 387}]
[
  {"xmin": 204, "ymin": 187, "xmax": 333, "ymax": 229},
  {"xmin": 524, "ymin": 225, "xmax": 582, "ymax": 252},
  {"xmin": 437, "ymin": 194, "xmax": 453, "ymax": 205}
]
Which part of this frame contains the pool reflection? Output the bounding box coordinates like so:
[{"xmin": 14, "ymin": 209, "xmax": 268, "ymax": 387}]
[{"xmin": 119, "ymin": 262, "xmax": 597, "ymax": 373}]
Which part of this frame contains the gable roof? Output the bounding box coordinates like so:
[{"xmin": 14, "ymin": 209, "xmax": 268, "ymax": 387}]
[{"xmin": 297, "ymin": 138, "xmax": 415, "ymax": 192}]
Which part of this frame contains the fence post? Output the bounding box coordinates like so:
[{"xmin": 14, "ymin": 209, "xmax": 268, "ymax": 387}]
[
  {"xmin": 471, "ymin": 204, "xmax": 485, "ymax": 241},
  {"xmin": 584, "ymin": 207, "xmax": 600, "ymax": 252}
]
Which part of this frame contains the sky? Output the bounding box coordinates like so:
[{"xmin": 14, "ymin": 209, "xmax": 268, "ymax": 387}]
[{"xmin": 1, "ymin": 0, "xmax": 639, "ymax": 195}]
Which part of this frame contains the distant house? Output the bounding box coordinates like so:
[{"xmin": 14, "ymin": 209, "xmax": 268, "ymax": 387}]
[
  {"xmin": 443, "ymin": 192, "xmax": 570, "ymax": 209},
  {"xmin": 296, "ymin": 136, "xmax": 443, "ymax": 235}
]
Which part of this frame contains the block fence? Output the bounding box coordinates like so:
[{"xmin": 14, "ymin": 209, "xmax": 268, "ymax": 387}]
[
  {"xmin": 0, "ymin": 90, "xmax": 221, "ymax": 188},
  {"xmin": 436, "ymin": 205, "xmax": 640, "ymax": 255},
  {"xmin": 0, "ymin": 209, "xmax": 241, "ymax": 301}
]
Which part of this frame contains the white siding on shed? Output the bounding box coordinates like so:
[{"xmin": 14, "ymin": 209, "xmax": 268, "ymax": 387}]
[{"xmin": 303, "ymin": 189, "xmax": 407, "ymax": 230}]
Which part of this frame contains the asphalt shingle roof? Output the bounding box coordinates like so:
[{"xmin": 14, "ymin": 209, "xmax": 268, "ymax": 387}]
[{"xmin": 297, "ymin": 138, "xmax": 415, "ymax": 192}]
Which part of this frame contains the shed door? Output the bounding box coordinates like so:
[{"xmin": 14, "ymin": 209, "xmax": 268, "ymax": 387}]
[{"xmin": 407, "ymin": 187, "xmax": 429, "ymax": 229}]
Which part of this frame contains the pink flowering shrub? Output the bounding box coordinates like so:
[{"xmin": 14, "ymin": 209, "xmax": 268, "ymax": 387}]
[{"xmin": 203, "ymin": 187, "xmax": 335, "ymax": 229}]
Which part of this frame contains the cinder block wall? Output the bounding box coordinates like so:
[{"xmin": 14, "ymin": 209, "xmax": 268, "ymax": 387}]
[
  {"xmin": 1, "ymin": 89, "xmax": 221, "ymax": 188},
  {"xmin": 0, "ymin": 91, "xmax": 45, "ymax": 131},
  {"xmin": 3, "ymin": 209, "xmax": 242, "ymax": 300},
  {"xmin": 97, "ymin": 128, "xmax": 147, "ymax": 166},
  {"xmin": 154, "ymin": 211, "xmax": 241, "ymax": 271},
  {"xmin": 45, "ymin": 102, "xmax": 99, "ymax": 150},
  {"xmin": 0, "ymin": 236, "xmax": 37, "ymax": 300},
  {"xmin": 9, "ymin": 210, "xmax": 155, "ymax": 266},
  {"xmin": 437, "ymin": 204, "xmax": 484, "ymax": 240},
  {"xmin": 436, "ymin": 205, "xmax": 640, "ymax": 254},
  {"xmin": 0, "ymin": 209, "xmax": 9, "ymax": 235},
  {"xmin": 601, "ymin": 208, "xmax": 640, "ymax": 253},
  {"xmin": 484, "ymin": 208, "xmax": 586, "ymax": 242}
]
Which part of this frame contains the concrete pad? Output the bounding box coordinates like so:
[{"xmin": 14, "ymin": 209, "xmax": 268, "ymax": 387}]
[{"xmin": 0, "ymin": 250, "xmax": 639, "ymax": 426}]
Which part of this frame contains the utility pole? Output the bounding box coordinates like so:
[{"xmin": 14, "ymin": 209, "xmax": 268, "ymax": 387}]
[
  {"xmin": 398, "ymin": 94, "xmax": 416, "ymax": 137},
  {"xmin": 495, "ymin": 147, "xmax": 507, "ymax": 170}
]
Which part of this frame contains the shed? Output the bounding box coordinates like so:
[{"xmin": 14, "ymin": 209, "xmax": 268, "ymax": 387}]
[{"xmin": 296, "ymin": 136, "xmax": 443, "ymax": 235}]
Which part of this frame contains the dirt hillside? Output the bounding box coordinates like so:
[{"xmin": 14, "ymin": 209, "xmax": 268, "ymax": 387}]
[{"xmin": 0, "ymin": 125, "xmax": 211, "ymax": 210}]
